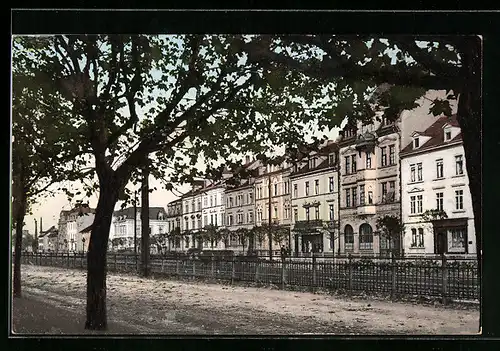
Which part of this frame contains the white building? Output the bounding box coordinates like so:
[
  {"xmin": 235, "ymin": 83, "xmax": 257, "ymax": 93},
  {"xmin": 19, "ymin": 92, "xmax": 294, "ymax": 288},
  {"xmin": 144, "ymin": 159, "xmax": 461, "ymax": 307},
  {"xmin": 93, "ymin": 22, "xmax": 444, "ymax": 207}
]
[
  {"xmin": 180, "ymin": 183, "xmax": 203, "ymax": 251},
  {"xmin": 400, "ymin": 115, "xmax": 475, "ymax": 255},
  {"xmin": 200, "ymin": 181, "xmax": 226, "ymax": 249},
  {"xmin": 110, "ymin": 207, "xmax": 168, "ymax": 252},
  {"xmin": 290, "ymin": 142, "xmax": 340, "ymax": 255}
]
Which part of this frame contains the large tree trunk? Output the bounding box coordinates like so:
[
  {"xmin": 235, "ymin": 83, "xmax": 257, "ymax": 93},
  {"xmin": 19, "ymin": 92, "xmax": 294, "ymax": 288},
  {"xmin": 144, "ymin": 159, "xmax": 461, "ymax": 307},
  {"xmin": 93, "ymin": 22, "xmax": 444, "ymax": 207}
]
[
  {"xmin": 456, "ymin": 36, "xmax": 481, "ymax": 331},
  {"xmin": 13, "ymin": 196, "xmax": 27, "ymax": 298},
  {"xmin": 84, "ymin": 177, "xmax": 120, "ymax": 331}
]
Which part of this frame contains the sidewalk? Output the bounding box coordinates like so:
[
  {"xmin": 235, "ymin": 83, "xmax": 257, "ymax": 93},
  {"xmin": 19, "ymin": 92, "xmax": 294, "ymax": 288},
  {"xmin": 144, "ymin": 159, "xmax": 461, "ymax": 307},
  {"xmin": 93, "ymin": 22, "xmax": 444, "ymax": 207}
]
[{"xmin": 11, "ymin": 293, "xmax": 154, "ymax": 335}]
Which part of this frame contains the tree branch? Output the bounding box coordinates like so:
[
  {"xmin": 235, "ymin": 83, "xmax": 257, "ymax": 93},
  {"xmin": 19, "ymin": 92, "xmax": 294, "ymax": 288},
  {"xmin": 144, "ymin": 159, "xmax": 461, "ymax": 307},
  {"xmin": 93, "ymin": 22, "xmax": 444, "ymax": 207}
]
[{"xmin": 55, "ymin": 36, "xmax": 81, "ymax": 74}]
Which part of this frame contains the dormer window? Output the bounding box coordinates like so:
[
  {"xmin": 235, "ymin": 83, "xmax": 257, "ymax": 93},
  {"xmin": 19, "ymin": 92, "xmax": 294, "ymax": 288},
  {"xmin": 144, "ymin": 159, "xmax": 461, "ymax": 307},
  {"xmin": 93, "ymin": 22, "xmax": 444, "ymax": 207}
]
[
  {"xmin": 445, "ymin": 131, "xmax": 452, "ymax": 141},
  {"xmin": 309, "ymin": 157, "xmax": 316, "ymax": 169},
  {"xmin": 328, "ymin": 154, "xmax": 335, "ymax": 165},
  {"xmin": 414, "ymin": 138, "xmax": 420, "ymax": 149}
]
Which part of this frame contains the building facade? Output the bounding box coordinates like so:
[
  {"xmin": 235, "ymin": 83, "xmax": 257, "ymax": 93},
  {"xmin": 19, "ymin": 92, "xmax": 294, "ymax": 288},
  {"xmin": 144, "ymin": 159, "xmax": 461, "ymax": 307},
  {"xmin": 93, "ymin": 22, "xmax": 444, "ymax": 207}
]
[
  {"xmin": 290, "ymin": 142, "xmax": 340, "ymax": 255},
  {"xmin": 400, "ymin": 115, "xmax": 475, "ymax": 255},
  {"xmin": 254, "ymin": 158, "xmax": 293, "ymax": 251},
  {"xmin": 57, "ymin": 204, "xmax": 95, "ymax": 252},
  {"xmin": 180, "ymin": 187, "xmax": 203, "ymax": 250},
  {"xmin": 338, "ymin": 90, "xmax": 452, "ymax": 256},
  {"xmin": 110, "ymin": 207, "xmax": 168, "ymax": 252},
  {"xmin": 200, "ymin": 182, "xmax": 226, "ymax": 249}
]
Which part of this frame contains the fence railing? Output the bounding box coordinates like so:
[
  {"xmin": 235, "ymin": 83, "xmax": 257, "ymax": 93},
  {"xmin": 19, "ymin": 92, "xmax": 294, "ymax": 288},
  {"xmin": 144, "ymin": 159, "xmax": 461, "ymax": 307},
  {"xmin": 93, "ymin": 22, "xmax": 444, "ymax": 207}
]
[{"xmin": 19, "ymin": 252, "xmax": 479, "ymax": 302}]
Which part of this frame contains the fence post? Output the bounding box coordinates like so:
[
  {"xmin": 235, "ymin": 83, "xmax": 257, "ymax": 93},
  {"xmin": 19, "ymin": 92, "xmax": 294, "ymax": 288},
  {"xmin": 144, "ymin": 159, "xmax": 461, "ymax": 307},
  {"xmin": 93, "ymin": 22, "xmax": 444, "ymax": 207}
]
[
  {"xmin": 211, "ymin": 254, "xmax": 215, "ymax": 278},
  {"xmin": 441, "ymin": 254, "xmax": 448, "ymax": 305},
  {"xmin": 312, "ymin": 255, "xmax": 317, "ymax": 287},
  {"xmin": 124, "ymin": 254, "xmax": 128, "ymax": 271},
  {"xmin": 391, "ymin": 252, "xmax": 397, "ymax": 300},
  {"xmin": 114, "ymin": 254, "xmax": 117, "ymax": 271},
  {"xmin": 161, "ymin": 256, "xmax": 164, "ymax": 273},
  {"xmin": 136, "ymin": 254, "xmax": 139, "ymax": 273},
  {"xmin": 81, "ymin": 253, "xmax": 84, "ymax": 269},
  {"xmin": 348, "ymin": 253, "xmax": 353, "ymax": 295},
  {"xmin": 281, "ymin": 258, "xmax": 285, "ymax": 290},
  {"xmin": 255, "ymin": 260, "xmax": 260, "ymax": 283},
  {"xmin": 231, "ymin": 256, "xmax": 236, "ymax": 285},
  {"xmin": 192, "ymin": 258, "xmax": 196, "ymax": 279},
  {"xmin": 176, "ymin": 259, "xmax": 180, "ymax": 276}
]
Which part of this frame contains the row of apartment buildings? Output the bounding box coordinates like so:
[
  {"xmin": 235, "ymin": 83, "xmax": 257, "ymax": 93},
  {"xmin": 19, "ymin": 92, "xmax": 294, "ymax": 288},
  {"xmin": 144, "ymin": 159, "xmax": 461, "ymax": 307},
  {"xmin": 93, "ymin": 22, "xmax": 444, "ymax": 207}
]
[
  {"xmin": 162, "ymin": 90, "xmax": 476, "ymax": 257},
  {"xmin": 40, "ymin": 90, "xmax": 475, "ymax": 257}
]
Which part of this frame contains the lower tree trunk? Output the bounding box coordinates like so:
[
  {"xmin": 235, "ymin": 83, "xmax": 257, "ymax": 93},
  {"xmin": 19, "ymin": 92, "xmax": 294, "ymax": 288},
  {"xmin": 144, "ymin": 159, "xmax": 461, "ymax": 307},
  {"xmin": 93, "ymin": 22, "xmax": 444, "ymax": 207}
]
[
  {"xmin": 13, "ymin": 200, "xmax": 27, "ymax": 298},
  {"xmin": 84, "ymin": 183, "xmax": 119, "ymax": 331},
  {"xmin": 456, "ymin": 36, "xmax": 481, "ymax": 331}
]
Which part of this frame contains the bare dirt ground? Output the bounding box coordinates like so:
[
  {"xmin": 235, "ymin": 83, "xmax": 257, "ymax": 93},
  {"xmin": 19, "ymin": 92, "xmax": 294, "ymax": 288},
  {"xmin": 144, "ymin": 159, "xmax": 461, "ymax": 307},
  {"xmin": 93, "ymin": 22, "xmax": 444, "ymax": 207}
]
[{"xmin": 12, "ymin": 265, "xmax": 480, "ymax": 335}]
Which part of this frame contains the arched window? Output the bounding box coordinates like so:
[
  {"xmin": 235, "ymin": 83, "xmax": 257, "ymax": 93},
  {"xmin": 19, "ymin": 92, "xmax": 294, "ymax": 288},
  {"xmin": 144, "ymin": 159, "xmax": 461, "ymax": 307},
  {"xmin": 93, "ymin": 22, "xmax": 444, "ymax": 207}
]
[
  {"xmin": 359, "ymin": 223, "xmax": 373, "ymax": 250},
  {"xmin": 344, "ymin": 225, "xmax": 354, "ymax": 251}
]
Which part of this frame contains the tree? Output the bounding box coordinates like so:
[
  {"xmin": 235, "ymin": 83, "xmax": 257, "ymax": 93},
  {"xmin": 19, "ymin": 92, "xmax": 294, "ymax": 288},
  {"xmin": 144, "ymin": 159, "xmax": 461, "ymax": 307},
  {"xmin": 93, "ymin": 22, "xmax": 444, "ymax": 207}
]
[
  {"xmin": 11, "ymin": 41, "xmax": 84, "ymax": 298},
  {"xmin": 234, "ymin": 228, "xmax": 250, "ymax": 254},
  {"xmin": 375, "ymin": 215, "xmax": 405, "ymax": 257}
]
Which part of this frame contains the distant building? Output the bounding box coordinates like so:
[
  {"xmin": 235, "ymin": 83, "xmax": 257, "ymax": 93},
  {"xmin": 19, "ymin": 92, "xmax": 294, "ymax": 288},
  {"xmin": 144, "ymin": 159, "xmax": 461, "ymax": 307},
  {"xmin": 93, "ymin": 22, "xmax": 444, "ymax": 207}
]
[
  {"xmin": 38, "ymin": 226, "xmax": 58, "ymax": 252},
  {"xmin": 57, "ymin": 204, "xmax": 95, "ymax": 252},
  {"xmin": 400, "ymin": 115, "xmax": 475, "ymax": 255}
]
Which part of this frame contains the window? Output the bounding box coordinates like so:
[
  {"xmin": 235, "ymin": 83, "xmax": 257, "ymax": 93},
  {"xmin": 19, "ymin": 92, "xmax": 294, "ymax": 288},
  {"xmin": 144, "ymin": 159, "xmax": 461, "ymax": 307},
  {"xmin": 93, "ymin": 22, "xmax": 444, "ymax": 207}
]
[
  {"xmin": 314, "ymin": 179, "xmax": 320, "ymax": 194},
  {"xmin": 249, "ymin": 211, "xmax": 254, "ymax": 223},
  {"xmin": 416, "ymin": 195, "xmax": 423, "ymax": 213},
  {"xmin": 185, "ymin": 203, "xmax": 189, "ymax": 213},
  {"xmin": 210, "ymin": 214, "xmax": 214, "ymax": 225},
  {"xmin": 351, "ymin": 155, "xmax": 357, "ymax": 173},
  {"xmin": 210, "ymin": 196, "xmax": 213, "ymax": 207},
  {"xmin": 445, "ymin": 131, "xmax": 452, "ymax": 141},
  {"xmin": 418, "ymin": 228, "xmax": 424, "ymax": 247},
  {"xmin": 455, "ymin": 190, "xmax": 464, "ymax": 210},
  {"xmin": 368, "ymin": 191, "xmax": 373, "ymax": 204},
  {"xmin": 417, "ymin": 163, "xmax": 423, "ymax": 181},
  {"xmin": 284, "ymin": 207, "xmax": 290, "ymax": 219},
  {"xmin": 214, "ymin": 196, "xmax": 217, "ymax": 206},
  {"xmin": 229, "ymin": 197, "xmax": 234, "ymax": 207},
  {"xmin": 414, "ymin": 138, "xmax": 420, "ymax": 148},
  {"xmin": 283, "ymin": 181, "xmax": 289, "ymax": 194},
  {"xmin": 237, "ymin": 214, "xmax": 243, "ymax": 224},
  {"xmin": 310, "ymin": 157, "xmax": 316, "ymax": 168},
  {"xmin": 197, "ymin": 200, "xmax": 201, "ymax": 211},
  {"xmin": 293, "ymin": 209, "xmax": 298, "ymax": 221},
  {"xmin": 436, "ymin": 159, "xmax": 444, "ymax": 178},
  {"xmin": 366, "ymin": 152, "xmax": 372, "ymax": 169},
  {"xmin": 455, "ymin": 155, "xmax": 464, "ymax": 175},
  {"xmin": 359, "ymin": 185, "xmax": 365, "ymax": 205},
  {"xmin": 450, "ymin": 228, "xmax": 466, "ymax": 249},
  {"xmin": 346, "ymin": 189, "xmax": 351, "ymax": 207},
  {"xmin": 315, "ymin": 206, "xmax": 320, "ymax": 220},
  {"xmin": 274, "ymin": 183, "xmax": 278, "ymax": 196},
  {"xmin": 410, "ymin": 196, "xmax": 416, "ymax": 214},
  {"xmin": 381, "ymin": 182, "xmax": 388, "ymax": 201},
  {"xmin": 329, "ymin": 204, "xmax": 335, "ymax": 221},
  {"xmin": 344, "ymin": 225, "xmax": 354, "ymax": 251},
  {"xmin": 204, "ymin": 216, "xmax": 208, "ymax": 226},
  {"xmin": 389, "ymin": 145, "xmax": 395, "ymax": 165},
  {"xmin": 329, "ymin": 154, "xmax": 335, "ymax": 165},
  {"xmin": 410, "ymin": 164, "xmax": 416, "ymax": 182},
  {"xmin": 274, "ymin": 206, "xmax": 278, "ymax": 220},
  {"xmin": 305, "ymin": 181, "xmax": 310, "ymax": 196},
  {"xmin": 389, "ymin": 180, "xmax": 395, "ymax": 191},
  {"xmin": 293, "ymin": 184, "xmax": 298, "ymax": 198},
  {"xmin": 204, "ymin": 198, "xmax": 207, "ymax": 207},
  {"xmin": 305, "ymin": 208, "xmax": 310, "ymax": 221},
  {"xmin": 257, "ymin": 210, "xmax": 262, "ymax": 221},
  {"xmin": 191, "ymin": 219, "xmax": 195, "ymax": 230},
  {"xmin": 185, "ymin": 218, "xmax": 189, "ymax": 230},
  {"xmin": 352, "ymin": 188, "xmax": 357, "ymax": 207},
  {"xmin": 359, "ymin": 223, "xmax": 373, "ymax": 250},
  {"xmin": 345, "ymin": 156, "xmax": 351, "ymax": 175},
  {"xmin": 198, "ymin": 218, "xmax": 202, "ymax": 228},
  {"xmin": 329, "ymin": 177, "xmax": 334, "ymax": 192},
  {"xmin": 191, "ymin": 201, "xmax": 195, "ymax": 212},
  {"xmin": 249, "ymin": 193, "xmax": 253, "ymax": 204},
  {"xmin": 411, "ymin": 228, "xmax": 417, "ymax": 247},
  {"xmin": 381, "ymin": 147, "xmax": 387, "ymax": 167},
  {"xmin": 436, "ymin": 192, "xmax": 444, "ymax": 211}
]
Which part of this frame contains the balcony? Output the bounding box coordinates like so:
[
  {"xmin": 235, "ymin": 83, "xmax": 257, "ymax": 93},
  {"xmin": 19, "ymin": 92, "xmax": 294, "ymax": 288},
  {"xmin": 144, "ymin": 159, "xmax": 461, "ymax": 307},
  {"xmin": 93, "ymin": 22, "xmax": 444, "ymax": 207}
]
[
  {"xmin": 357, "ymin": 204, "xmax": 376, "ymax": 215},
  {"xmin": 294, "ymin": 219, "xmax": 324, "ymax": 230},
  {"xmin": 356, "ymin": 168, "xmax": 377, "ymax": 181}
]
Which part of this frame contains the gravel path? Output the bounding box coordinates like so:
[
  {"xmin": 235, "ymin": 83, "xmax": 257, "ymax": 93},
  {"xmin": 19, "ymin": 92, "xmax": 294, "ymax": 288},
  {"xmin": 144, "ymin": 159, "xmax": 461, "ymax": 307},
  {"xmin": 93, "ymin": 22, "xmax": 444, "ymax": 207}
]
[{"xmin": 13, "ymin": 265, "xmax": 479, "ymax": 335}]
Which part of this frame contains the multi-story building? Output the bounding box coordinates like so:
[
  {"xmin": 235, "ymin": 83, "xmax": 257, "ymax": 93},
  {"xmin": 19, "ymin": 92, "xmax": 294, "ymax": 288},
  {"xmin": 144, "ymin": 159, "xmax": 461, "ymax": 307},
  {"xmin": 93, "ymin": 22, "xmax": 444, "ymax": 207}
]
[
  {"xmin": 109, "ymin": 207, "xmax": 168, "ymax": 252},
  {"xmin": 180, "ymin": 183, "xmax": 204, "ymax": 250},
  {"xmin": 224, "ymin": 159, "xmax": 261, "ymax": 251},
  {"xmin": 290, "ymin": 142, "xmax": 340, "ymax": 255},
  {"xmin": 338, "ymin": 90, "xmax": 454, "ymax": 256},
  {"xmin": 166, "ymin": 198, "xmax": 182, "ymax": 233},
  {"xmin": 400, "ymin": 115, "xmax": 475, "ymax": 255},
  {"xmin": 254, "ymin": 157, "xmax": 293, "ymax": 252},
  {"xmin": 38, "ymin": 226, "xmax": 58, "ymax": 252},
  {"xmin": 200, "ymin": 181, "xmax": 226, "ymax": 249},
  {"xmin": 57, "ymin": 204, "xmax": 95, "ymax": 252}
]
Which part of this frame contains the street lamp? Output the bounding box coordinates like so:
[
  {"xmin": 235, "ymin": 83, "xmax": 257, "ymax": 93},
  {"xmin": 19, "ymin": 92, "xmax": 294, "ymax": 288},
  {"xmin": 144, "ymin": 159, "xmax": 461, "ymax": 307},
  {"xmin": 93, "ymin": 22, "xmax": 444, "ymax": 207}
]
[{"xmin": 82, "ymin": 237, "xmax": 86, "ymax": 252}]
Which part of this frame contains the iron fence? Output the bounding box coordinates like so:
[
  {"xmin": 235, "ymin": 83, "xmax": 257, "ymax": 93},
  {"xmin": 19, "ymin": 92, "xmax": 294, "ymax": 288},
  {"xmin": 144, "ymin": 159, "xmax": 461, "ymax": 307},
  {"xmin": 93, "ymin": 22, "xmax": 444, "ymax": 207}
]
[{"xmin": 18, "ymin": 252, "xmax": 479, "ymax": 302}]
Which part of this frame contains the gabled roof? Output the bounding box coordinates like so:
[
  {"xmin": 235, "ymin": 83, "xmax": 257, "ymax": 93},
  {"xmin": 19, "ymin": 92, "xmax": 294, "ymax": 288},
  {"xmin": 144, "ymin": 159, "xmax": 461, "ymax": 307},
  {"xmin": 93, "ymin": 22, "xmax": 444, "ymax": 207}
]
[
  {"xmin": 39, "ymin": 225, "xmax": 58, "ymax": 238},
  {"xmin": 289, "ymin": 143, "xmax": 339, "ymax": 177},
  {"xmin": 79, "ymin": 224, "xmax": 93, "ymax": 234},
  {"xmin": 401, "ymin": 115, "xmax": 462, "ymax": 155},
  {"xmin": 113, "ymin": 207, "xmax": 167, "ymax": 220}
]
